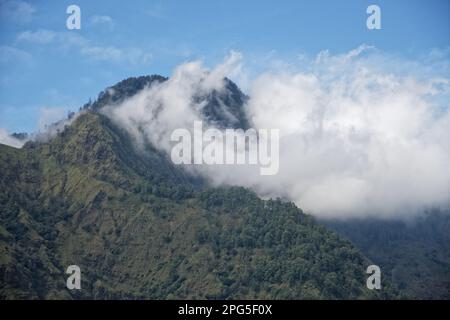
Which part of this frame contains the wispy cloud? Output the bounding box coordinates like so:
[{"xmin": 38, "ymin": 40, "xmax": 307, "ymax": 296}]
[
  {"xmin": 80, "ymin": 45, "xmax": 152, "ymax": 65},
  {"xmin": 0, "ymin": 0, "xmax": 35, "ymax": 24},
  {"xmin": 16, "ymin": 29, "xmax": 57, "ymax": 44},
  {"xmin": 0, "ymin": 128, "xmax": 25, "ymax": 148},
  {"xmin": 37, "ymin": 107, "xmax": 67, "ymax": 131},
  {"xmin": 0, "ymin": 45, "xmax": 31, "ymax": 63},
  {"xmin": 90, "ymin": 15, "xmax": 114, "ymax": 29},
  {"xmin": 14, "ymin": 29, "xmax": 152, "ymax": 65},
  {"xmin": 80, "ymin": 45, "xmax": 123, "ymax": 62}
]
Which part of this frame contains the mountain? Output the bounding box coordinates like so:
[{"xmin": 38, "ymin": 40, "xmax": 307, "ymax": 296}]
[
  {"xmin": 324, "ymin": 211, "xmax": 450, "ymax": 299},
  {"xmin": 0, "ymin": 76, "xmax": 397, "ymax": 299},
  {"xmin": 87, "ymin": 75, "xmax": 250, "ymax": 129}
]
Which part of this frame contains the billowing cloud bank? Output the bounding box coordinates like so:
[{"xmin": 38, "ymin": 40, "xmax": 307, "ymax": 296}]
[{"xmin": 106, "ymin": 46, "xmax": 450, "ymax": 219}]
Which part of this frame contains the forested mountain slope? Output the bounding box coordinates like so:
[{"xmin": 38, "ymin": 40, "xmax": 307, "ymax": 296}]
[
  {"xmin": 0, "ymin": 107, "xmax": 396, "ymax": 299},
  {"xmin": 325, "ymin": 211, "xmax": 450, "ymax": 299}
]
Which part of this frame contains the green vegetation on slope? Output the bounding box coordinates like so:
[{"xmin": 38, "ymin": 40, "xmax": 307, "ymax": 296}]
[{"xmin": 0, "ymin": 111, "xmax": 398, "ymax": 299}]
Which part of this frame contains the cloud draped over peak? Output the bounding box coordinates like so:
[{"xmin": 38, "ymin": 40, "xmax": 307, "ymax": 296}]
[
  {"xmin": 105, "ymin": 46, "xmax": 450, "ymax": 219},
  {"xmin": 103, "ymin": 52, "xmax": 242, "ymax": 151}
]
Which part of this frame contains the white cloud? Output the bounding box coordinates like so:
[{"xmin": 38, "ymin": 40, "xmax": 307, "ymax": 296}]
[
  {"xmin": 102, "ymin": 47, "xmax": 450, "ymax": 220},
  {"xmin": 244, "ymin": 47, "xmax": 450, "ymax": 219},
  {"xmin": 80, "ymin": 45, "xmax": 152, "ymax": 65},
  {"xmin": 16, "ymin": 29, "xmax": 56, "ymax": 44},
  {"xmin": 13, "ymin": 29, "xmax": 152, "ymax": 65},
  {"xmin": 103, "ymin": 52, "xmax": 242, "ymax": 154},
  {"xmin": 31, "ymin": 107, "xmax": 83, "ymax": 143},
  {"xmin": 38, "ymin": 107, "xmax": 67, "ymax": 131},
  {"xmin": 90, "ymin": 15, "xmax": 114, "ymax": 29},
  {"xmin": 0, "ymin": 128, "xmax": 25, "ymax": 148},
  {"xmin": 80, "ymin": 45, "xmax": 123, "ymax": 62}
]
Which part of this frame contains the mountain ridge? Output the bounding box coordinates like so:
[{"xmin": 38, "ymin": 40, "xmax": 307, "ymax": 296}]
[{"xmin": 0, "ymin": 92, "xmax": 398, "ymax": 299}]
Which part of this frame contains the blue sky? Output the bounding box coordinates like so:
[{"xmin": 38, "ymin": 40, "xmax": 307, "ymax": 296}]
[{"xmin": 0, "ymin": 0, "xmax": 449, "ymax": 133}]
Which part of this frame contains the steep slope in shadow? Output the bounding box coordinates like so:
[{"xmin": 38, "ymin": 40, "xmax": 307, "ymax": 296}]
[{"xmin": 324, "ymin": 211, "xmax": 450, "ymax": 299}]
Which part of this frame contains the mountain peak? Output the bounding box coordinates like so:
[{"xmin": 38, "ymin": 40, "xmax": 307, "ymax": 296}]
[
  {"xmin": 81, "ymin": 74, "xmax": 249, "ymax": 130},
  {"xmin": 89, "ymin": 75, "xmax": 168, "ymax": 111}
]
